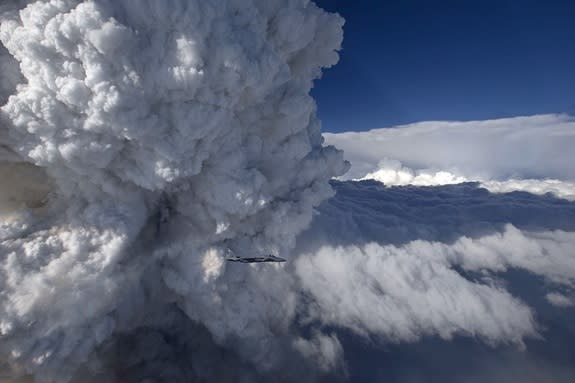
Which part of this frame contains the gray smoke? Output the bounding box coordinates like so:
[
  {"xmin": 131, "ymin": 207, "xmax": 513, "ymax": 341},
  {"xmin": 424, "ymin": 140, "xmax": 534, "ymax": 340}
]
[{"xmin": 0, "ymin": 1, "xmax": 347, "ymax": 381}]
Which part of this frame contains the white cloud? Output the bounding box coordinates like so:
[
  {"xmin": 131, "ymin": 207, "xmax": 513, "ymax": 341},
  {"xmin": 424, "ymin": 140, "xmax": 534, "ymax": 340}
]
[
  {"xmin": 296, "ymin": 236, "xmax": 539, "ymax": 346},
  {"xmin": 360, "ymin": 157, "xmax": 468, "ymax": 186},
  {"xmin": 546, "ymin": 292, "xmax": 574, "ymax": 308},
  {"xmin": 294, "ymin": 180, "xmax": 575, "ymax": 349},
  {"xmin": 325, "ymin": 114, "xmax": 575, "ymax": 182},
  {"xmin": 326, "ymin": 115, "xmax": 575, "ymax": 202},
  {"xmin": 481, "ymin": 179, "xmax": 575, "ymax": 201},
  {"xmin": 360, "ymin": 160, "xmax": 575, "ymax": 201}
]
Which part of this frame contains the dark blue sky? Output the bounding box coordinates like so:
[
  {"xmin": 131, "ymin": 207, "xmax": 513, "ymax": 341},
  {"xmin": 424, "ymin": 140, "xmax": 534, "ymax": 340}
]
[{"xmin": 313, "ymin": 0, "xmax": 575, "ymax": 132}]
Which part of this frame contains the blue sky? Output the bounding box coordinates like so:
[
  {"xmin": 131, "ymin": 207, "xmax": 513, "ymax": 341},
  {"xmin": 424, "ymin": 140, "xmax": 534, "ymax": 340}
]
[{"xmin": 313, "ymin": 0, "xmax": 575, "ymax": 132}]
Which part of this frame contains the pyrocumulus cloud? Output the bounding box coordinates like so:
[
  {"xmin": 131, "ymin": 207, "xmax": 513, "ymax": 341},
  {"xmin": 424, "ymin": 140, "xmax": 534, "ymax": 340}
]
[{"xmin": 1, "ymin": 1, "xmax": 574, "ymax": 382}]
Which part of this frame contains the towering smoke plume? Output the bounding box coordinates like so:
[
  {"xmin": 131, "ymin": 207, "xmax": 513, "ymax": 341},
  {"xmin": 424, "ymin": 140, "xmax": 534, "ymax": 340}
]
[
  {"xmin": 4, "ymin": 1, "xmax": 574, "ymax": 382},
  {"xmin": 0, "ymin": 0, "xmax": 347, "ymax": 381}
]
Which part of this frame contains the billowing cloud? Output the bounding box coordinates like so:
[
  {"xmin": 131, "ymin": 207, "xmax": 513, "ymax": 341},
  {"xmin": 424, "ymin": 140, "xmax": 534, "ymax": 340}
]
[
  {"xmin": 353, "ymin": 157, "xmax": 575, "ymax": 201},
  {"xmin": 324, "ymin": 114, "xmax": 575, "ymax": 182},
  {"xmin": 1, "ymin": 0, "xmax": 574, "ymax": 382},
  {"xmin": 0, "ymin": 0, "xmax": 347, "ymax": 381},
  {"xmin": 297, "ymin": 234, "xmax": 539, "ymax": 345}
]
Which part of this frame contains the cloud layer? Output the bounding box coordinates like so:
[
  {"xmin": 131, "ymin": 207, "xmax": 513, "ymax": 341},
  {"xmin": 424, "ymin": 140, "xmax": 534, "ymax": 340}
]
[
  {"xmin": 310, "ymin": 116, "xmax": 575, "ymax": 381},
  {"xmin": 1, "ymin": 1, "xmax": 574, "ymax": 382},
  {"xmin": 296, "ymin": 180, "xmax": 575, "ymax": 344},
  {"xmin": 325, "ymin": 114, "xmax": 575, "ymax": 182}
]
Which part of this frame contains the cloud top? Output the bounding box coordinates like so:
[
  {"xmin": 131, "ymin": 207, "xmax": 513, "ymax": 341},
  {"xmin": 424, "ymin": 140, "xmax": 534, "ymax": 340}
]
[{"xmin": 325, "ymin": 114, "xmax": 575, "ymax": 182}]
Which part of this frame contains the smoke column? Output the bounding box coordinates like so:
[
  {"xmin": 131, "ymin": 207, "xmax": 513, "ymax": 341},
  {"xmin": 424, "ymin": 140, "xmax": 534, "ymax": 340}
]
[{"xmin": 0, "ymin": 0, "xmax": 347, "ymax": 381}]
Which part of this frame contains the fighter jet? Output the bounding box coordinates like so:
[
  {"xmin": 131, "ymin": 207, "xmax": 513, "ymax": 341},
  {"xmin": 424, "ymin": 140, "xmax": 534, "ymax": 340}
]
[{"xmin": 226, "ymin": 255, "xmax": 287, "ymax": 263}]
